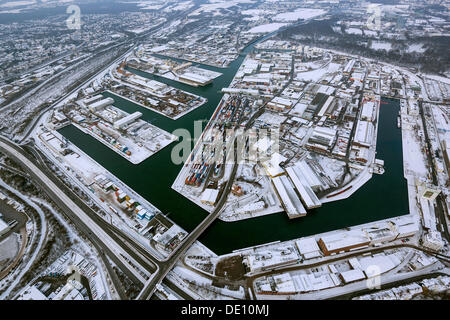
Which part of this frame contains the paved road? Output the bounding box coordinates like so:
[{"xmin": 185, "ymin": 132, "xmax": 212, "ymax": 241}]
[
  {"xmin": 0, "ymin": 137, "xmax": 152, "ymax": 285},
  {"xmin": 137, "ymin": 137, "xmax": 240, "ymax": 299},
  {"xmin": 17, "ymin": 43, "xmax": 134, "ymax": 144},
  {"xmin": 138, "ymin": 46, "xmax": 303, "ymax": 299}
]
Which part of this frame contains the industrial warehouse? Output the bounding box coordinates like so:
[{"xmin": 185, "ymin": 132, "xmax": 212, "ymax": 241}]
[{"xmin": 0, "ymin": 0, "xmax": 449, "ymax": 306}]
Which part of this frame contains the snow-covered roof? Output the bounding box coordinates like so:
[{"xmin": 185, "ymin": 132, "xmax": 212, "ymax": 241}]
[
  {"xmin": 358, "ymin": 254, "xmax": 399, "ymax": 276},
  {"xmin": 340, "ymin": 269, "xmax": 366, "ymax": 283},
  {"xmin": 17, "ymin": 286, "xmax": 48, "ymax": 300},
  {"xmin": 262, "ymin": 152, "xmax": 287, "ymax": 178},
  {"xmin": 200, "ymin": 188, "xmax": 219, "ymax": 205},
  {"xmin": 0, "ymin": 217, "xmax": 9, "ymax": 233},
  {"xmin": 361, "ymin": 101, "xmax": 375, "ymax": 121},
  {"xmin": 319, "ymin": 231, "xmax": 370, "ymax": 252},
  {"xmin": 353, "ymin": 120, "xmax": 374, "ymax": 147},
  {"xmin": 294, "ymin": 160, "xmax": 323, "ymax": 189},
  {"xmin": 397, "ymin": 223, "xmax": 419, "ymax": 237},
  {"xmin": 272, "ymin": 175, "xmax": 306, "ymax": 218},
  {"xmin": 286, "ymin": 166, "xmax": 321, "ymax": 209},
  {"xmin": 295, "ymin": 237, "xmax": 320, "ymax": 256}
]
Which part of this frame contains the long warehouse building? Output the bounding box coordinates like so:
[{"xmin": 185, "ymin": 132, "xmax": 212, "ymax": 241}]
[
  {"xmin": 272, "ymin": 175, "xmax": 307, "ymax": 219},
  {"xmin": 88, "ymin": 97, "xmax": 114, "ymax": 112},
  {"xmin": 295, "ymin": 160, "xmax": 325, "ymax": 191},
  {"xmin": 353, "ymin": 120, "xmax": 374, "ymax": 148},
  {"xmin": 179, "ymin": 72, "xmax": 213, "ymax": 86},
  {"xmin": 113, "ymin": 112, "xmax": 142, "ymax": 129},
  {"xmin": 83, "ymin": 94, "xmax": 104, "ymax": 106},
  {"xmin": 318, "ymin": 231, "xmax": 370, "ymax": 256},
  {"xmin": 286, "ymin": 166, "xmax": 322, "ymax": 209}
]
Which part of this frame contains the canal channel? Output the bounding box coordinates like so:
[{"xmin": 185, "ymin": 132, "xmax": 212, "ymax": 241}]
[{"xmin": 59, "ymin": 38, "xmax": 409, "ymax": 255}]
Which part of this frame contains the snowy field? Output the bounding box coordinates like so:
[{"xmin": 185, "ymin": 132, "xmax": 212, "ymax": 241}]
[
  {"xmin": 0, "ymin": 0, "xmax": 36, "ymax": 8},
  {"xmin": 371, "ymin": 41, "xmax": 392, "ymax": 51},
  {"xmin": 346, "ymin": 28, "xmax": 363, "ymax": 35},
  {"xmin": 406, "ymin": 43, "xmax": 426, "ymax": 53},
  {"xmin": 273, "ymin": 8, "xmax": 326, "ymax": 22},
  {"xmin": 295, "ymin": 61, "xmax": 338, "ymax": 83},
  {"xmin": 247, "ymin": 23, "xmax": 288, "ymax": 34},
  {"xmin": 189, "ymin": 0, "xmax": 255, "ymax": 17}
]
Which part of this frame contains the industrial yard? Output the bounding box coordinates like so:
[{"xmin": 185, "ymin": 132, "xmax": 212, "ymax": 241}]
[
  {"xmin": 103, "ymin": 59, "xmax": 208, "ymax": 120},
  {"xmin": 47, "ymin": 95, "xmax": 177, "ymax": 164},
  {"xmin": 0, "ymin": 0, "xmax": 448, "ymax": 306},
  {"xmin": 172, "ymin": 39, "xmax": 386, "ymax": 222},
  {"xmin": 16, "ymin": 250, "xmax": 109, "ymax": 300},
  {"xmin": 128, "ymin": 47, "xmax": 223, "ymax": 87}
]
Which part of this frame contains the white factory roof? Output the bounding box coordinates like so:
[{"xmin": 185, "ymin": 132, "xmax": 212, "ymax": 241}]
[
  {"xmin": 397, "ymin": 223, "xmax": 419, "ymax": 238},
  {"xmin": 253, "ymin": 136, "xmax": 274, "ymax": 153},
  {"xmin": 262, "ymin": 152, "xmax": 287, "ymax": 177},
  {"xmin": 88, "ymin": 97, "xmax": 114, "ymax": 110},
  {"xmin": 273, "ymin": 274, "xmax": 296, "ymax": 293},
  {"xmin": 361, "ymin": 101, "xmax": 375, "ymax": 121},
  {"xmin": 295, "ymin": 237, "xmax": 321, "ymax": 259},
  {"xmin": 340, "ymin": 269, "xmax": 366, "ymax": 283},
  {"xmin": 313, "ymin": 126, "xmax": 337, "ymax": 139},
  {"xmin": 221, "ymin": 88, "xmax": 259, "ymax": 96},
  {"xmin": 179, "ymin": 72, "xmax": 211, "ymax": 84},
  {"xmin": 286, "ymin": 166, "xmax": 321, "ymax": 209},
  {"xmin": 200, "ymin": 188, "xmax": 219, "ymax": 205},
  {"xmin": 294, "ymin": 160, "xmax": 323, "ymax": 190},
  {"xmin": 317, "ymin": 85, "xmax": 335, "ymax": 95},
  {"xmin": 353, "ymin": 120, "xmax": 374, "ymax": 147},
  {"xmin": 352, "ymin": 72, "xmax": 365, "ymax": 81},
  {"xmin": 272, "ymin": 97, "xmax": 295, "ymax": 107},
  {"xmin": 289, "ymin": 102, "xmax": 308, "ymax": 116},
  {"xmin": 320, "ymin": 231, "xmax": 370, "ymax": 252},
  {"xmin": 242, "ymin": 76, "xmax": 271, "ymax": 84},
  {"xmin": 272, "ymin": 175, "xmax": 306, "ymax": 218},
  {"xmin": 293, "ymin": 273, "xmax": 336, "ymax": 292},
  {"xmin": 317, "ymin": 95, "xmax": 335, "ymax": 117},
  {"xmin": 419, "ymin": 197, "xmax": 433, "ymax": 230},
  {"xmin": 18, "ymin": 286, "xmax": 48, "ymax": 300},
  {"xmin": 394, "ymin": 215, "xmax": 416, "ymax": 227},
  {"xmin": 113, "ymin": 111, "xmax": 142, "ymax": 129},
  {"xmin": 129, "ymin": 75, "xmax": 166, "ymax": 91},
  {"xmin": 53, "ymin": 283, "xmax": 84, "ymax": 300},
  {"xmin": 293, "ymin": 274, "xmax": 314, "ymax": 292},
  {"xmin": 83, "ymin": 94, "xmax": 103, "ymax": 105},
  {"xmin": 365, "ymin": 227, "xmax": 397, "ymax": 244},
  {"xmin": 344, "ymin": 59, "xmax": 355, "ymax": 73},
  {"xmin": 242, "ymin": 59, "xmax": 260, "ymax": 69},
  {"xmin": 348, "ymin": 257, "xmax": 362, "ymax": 270},
  {"xmin": 358, "ymin": 254, "xmax": 399, "ymax": 276},
  {"xmin": 246, "ymin": 247, "xmax": 299, "ymax": 273}
]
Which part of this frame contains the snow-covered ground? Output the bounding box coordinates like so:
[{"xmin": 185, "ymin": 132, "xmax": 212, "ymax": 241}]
[
  {"xmin": 406, "ymin": 43, "xmax": 426, "ymax": 54},
  {"xmin": 246, "ymin": 23, "xmax": 288, "ymax": 34},
  {"xmin": 189, "ymin": 0, "xmax": 254, "ymax": 17},
  {"xmin": 346, "ymin": 28, "xmax": 363, "ymax": 35},
  {"xmin": 371, "ymin": 41, "xmax": 392, "ymax": 51},
  {"xmin": 31, "ymin": 120, "xmax": 168, "ymax": 260},
  {"xmin": 273, "ymin": 8, "xmax": 326, "ymax": 22},
  {"xmin": 0, "ymin": 180, "xmax": 47, "ymax": 299}
]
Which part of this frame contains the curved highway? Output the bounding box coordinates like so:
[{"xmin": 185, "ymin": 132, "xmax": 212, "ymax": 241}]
[{"xmin": 0, "ymin": 137, "xmax": 153, "ymax": 285}]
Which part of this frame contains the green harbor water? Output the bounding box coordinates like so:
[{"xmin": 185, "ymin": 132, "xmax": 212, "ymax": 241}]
[{"xmin": 59, "ymin": 40, "xmax": 409, "ymax": 255}]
